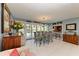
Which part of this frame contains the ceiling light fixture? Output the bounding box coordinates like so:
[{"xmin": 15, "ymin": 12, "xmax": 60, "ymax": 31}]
[
  {"xmin": 39, "ymin": 16, "xmax": 48, "ymax": 20},
  {"xmin": 37, "ymin": 16, "xmax": 51, "ymax": 22},
  {"xmin": 42, "ymin": 16, "xmax": 47, "ymax": 20}
]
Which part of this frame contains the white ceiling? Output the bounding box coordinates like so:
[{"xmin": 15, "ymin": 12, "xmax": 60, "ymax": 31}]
[{"xmin": 7, "ymin": 3, "xmax": 79, "ymax": 23}]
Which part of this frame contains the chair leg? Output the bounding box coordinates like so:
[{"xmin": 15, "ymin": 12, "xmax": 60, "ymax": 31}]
[
  {"xmin": 39, "ymin": 41, "xmax": 42, "ymax": 46},
  {"xmin": 43, "ymin": 40, "xmax": 45, "ymax": 45}
]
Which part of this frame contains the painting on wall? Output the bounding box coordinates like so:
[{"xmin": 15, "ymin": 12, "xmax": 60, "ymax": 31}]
[
  {"xmin": 66, "ymin": 23, "xmax": 76, "ymax": 30},
  {"xmin": 1, "ymin": 3, "xmax": 11, "ymax": 33}
]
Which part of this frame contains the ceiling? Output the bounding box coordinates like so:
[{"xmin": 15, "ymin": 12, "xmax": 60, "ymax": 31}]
[{"xmin": 7, "ymin": 3, "xmax": 79, "ymax": 23}]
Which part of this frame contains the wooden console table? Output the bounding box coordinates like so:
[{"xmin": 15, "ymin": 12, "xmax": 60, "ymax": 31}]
[
  {"xmin": 2, "ymin": 36, "xmax": 21, "ymax": 51},
  {"xmin": 63, "ymin": 34, "xmax": 79, "ymax": 45}
]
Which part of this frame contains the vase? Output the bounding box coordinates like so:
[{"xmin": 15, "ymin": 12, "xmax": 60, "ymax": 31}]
[{"xmin": 16, "ymin": 30, "xmax": 20, "ymax": 36}]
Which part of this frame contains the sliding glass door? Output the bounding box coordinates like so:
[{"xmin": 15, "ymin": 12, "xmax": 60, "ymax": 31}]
[
  {"xmin": 25, "ymin": 22, "xmax": 52, "ymax": 40},
  {"xmin": 31, "ymin": 23, "xmax": 37, "ymax": 39},
  {"xmin": 26, "ymin": 23, "xmax": 32, "ymax": 39}
]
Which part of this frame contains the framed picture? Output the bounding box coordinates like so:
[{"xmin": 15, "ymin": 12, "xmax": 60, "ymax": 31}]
[
  {"xmin": 66, "ymin": 23, "xmax": 76, "ymax": 30},
  {"xmin": 1, "ymin": 3, "xmax": 11, "ymax": 33}
]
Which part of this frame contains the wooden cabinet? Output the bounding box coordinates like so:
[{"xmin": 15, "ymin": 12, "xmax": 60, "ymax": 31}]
[
  {"xmin": 2, "ymin": 36, "xmax": 21, "ymax": 51},
  {"xmin": 63, "ymin": 34, "xmax": 78, "ymax": 45}
]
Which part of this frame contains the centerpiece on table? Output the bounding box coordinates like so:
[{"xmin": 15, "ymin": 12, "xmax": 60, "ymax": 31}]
[{"xmin": 11, "ymin": 21, "xmax": 24, "ymax": 35}]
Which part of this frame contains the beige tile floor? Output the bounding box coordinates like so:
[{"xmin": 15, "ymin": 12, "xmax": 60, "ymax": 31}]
[{"xmin": 25, "ymin": 39, "xmax": 79, "ymax": 56}]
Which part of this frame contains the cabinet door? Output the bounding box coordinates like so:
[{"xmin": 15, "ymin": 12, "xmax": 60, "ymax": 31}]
[
  {"xmin": 14, "ymin": 37, "xmax": 21, "ymax": 48},
  {"xmin": 69, "ymin": 35, "xmax": 72, "ymax": 43},
  {"xmin": 63, "ymin": 34, "xmax": 67, "ymax": 41},
  {"xmin": 9, "ymin": 38, "xmax": 14, "ymax": 49},
  {"xmin": 2, "ymin": 38, "xmax": 9, "ymax": 50},
  {"xmin": 72, "ymin": 36, "xmax": 77, "ymax": 44},
  {"xmin": 65, "ymin": 35, "xmax": 69, "ymax": 42}
]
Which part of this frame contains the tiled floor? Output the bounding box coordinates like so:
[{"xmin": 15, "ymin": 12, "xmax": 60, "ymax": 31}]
[{"xmin": 25, "ymin": 39, "xmax": 79, "ymax": 56}]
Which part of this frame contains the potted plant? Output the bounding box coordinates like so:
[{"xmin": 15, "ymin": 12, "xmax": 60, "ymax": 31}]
[{"xmin": 11, "ymin": 21, "xmax": 24, "ymax": 35}]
